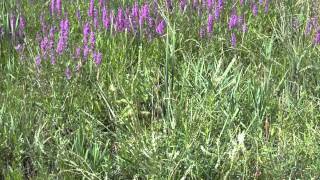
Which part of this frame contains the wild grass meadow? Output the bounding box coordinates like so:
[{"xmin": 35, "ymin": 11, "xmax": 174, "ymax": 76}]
[{"xmin": 0, "ymin": 0, "xmax": 320, "ymax": 179}]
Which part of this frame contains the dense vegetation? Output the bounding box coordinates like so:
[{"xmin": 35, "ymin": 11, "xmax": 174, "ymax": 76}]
[{"xmin": 0, "ymin": 0, "xmax": 320, "ymax": 179}]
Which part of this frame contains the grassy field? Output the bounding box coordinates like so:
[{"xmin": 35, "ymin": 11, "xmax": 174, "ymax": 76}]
[{"xmin": 1, "ymin": 0, "xmax": 320, "ymax": 179}]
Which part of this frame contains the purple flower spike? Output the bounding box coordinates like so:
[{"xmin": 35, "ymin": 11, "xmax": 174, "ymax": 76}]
[
  {"xmin": 50, "ymin": 54, "xmax": 56, "ymax": 65},
  {"xmin": 93, "ymin": 51, "xmax": 102, "ymax": 66},
  {"xmin": 83, "ymin": 22, "xmax": 90, "ymax": 45},
  {"xmin": 180, "ymin": 0, "xmax": 187, "ymax": 12},
  {"xmin": 89, "ymin": 0, "xmax": 94, "ymax": 17},
  {"xmin": 102, "ymin": 6, "xmax": 110, "ymax": 29},
  {"xmin": 231, "ymin": 33, "xmax": 237, "ymax": 48},
  {"xmin": 156, "ymin": 20, "xmax": 166, "ymax": 35},
  {"xmin": 90, "ymin": 30, "xmax": 96, "ymax": 49},
  {"xmin": 35, "ymin": 55, "xmax": 41, "ymax": 67},
  {"xmin": 207, "ymin": 0, "xmax": 213, "ymax": 11},
  {"xmin": 252, "ymin": 3, "xmax": 258, "ymax": 16},
  {"xmin": 228, "ymin": 13, "xmax": 238, "ymax": 30},
  {"xmin": 314, "ymin": 30, "xmax": 320, "ymax": 45},
  {"xmin": 65, "ymin": 66, "xmax": 71, "ymax": 80},
  {"xmin": 51, "ymin": 0, "xmax": 55, "ymax": 15},
  {"xmin": 207, "ymin": 14, "xmax": 214, "ymax": 34},
  {"xmin": 56, "ymin": 0, "xmax": 61, "ymax": 16}
]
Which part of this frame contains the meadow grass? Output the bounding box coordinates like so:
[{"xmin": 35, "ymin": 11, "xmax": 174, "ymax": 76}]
[{"xmin": 0, "ymin": 0, "xmax": 320, "ymax": 179}]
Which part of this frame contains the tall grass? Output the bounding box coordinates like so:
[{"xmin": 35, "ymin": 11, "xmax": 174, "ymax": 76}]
[{"xmin": 0, "ymin": 0, "xmax": 320, "ymax": 179}]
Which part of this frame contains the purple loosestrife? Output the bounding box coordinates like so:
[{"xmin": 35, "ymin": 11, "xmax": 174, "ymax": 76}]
[
  {"xmin": 139, "ymin": 4, "xmax": 150, "ymax": 27},
  {"xmin": 180, "ymin": 0, "xmax": 187, "ymax": 12},
  {"xmin": 264, "ymin": 0, "xmax": 269, "ymax": 13},
  {"xmin": 83, "ymin": 45, "xmax": 90, "ymax": 59},
  {"xmin": 76, "ymin": 9, "xmax": 81, "ymax": 21},
  {"xmin": 231, "ymin": 32, "xmax": 236, "ymax": 47},
  {"xmin": 259, "ymin": 0, "xmax": 264, "ymax": 5},
  {"xmin": 83, "ymin": 22, "xmax": 90, "ymax": 45},
  {"xmin": 56, "ymin": 18, "xmax": 69, "ymax": 55},
  {"xmin": 117, "ymin": 8, "xmax": 125, "ymax": 31},
  {"xmin": 240, "ymin": 0, "xmax": 244, "ymax": 6},
  {"xmin": 214, "ymin": 6, "xmax": 221, "ymax": 20},
  {"xmin": 51, "ymin": 0, "xmax": 55, "ymax": 15},
  {"xmin": 207, "ymin": 14, "xmax": 213, "ymax": 34},
  {"xmin": 242, "ymin": 22, "xmax": 248, "ymax": 32},
  {"xmin": 99, "ymin": 0, "xmax": 104, "ymax": 7},
  {"xmin": 48, "ymin": 27, "xmax": 55, "ymax": 49},
  {"xmin": 65, "ymin": 66, "xmax": 71, "ymax": 80},
  {"xmin": 56, "ymin": 0, "xmax": 61, "ymax": 16},
  {"xmin": 89, "ymin": 0, "xmax": 94, "ymax": 17},
  {"xmin": 75, "ymin": 47, "xmax": 81, "ymax": 59},
  {"xmin": 218, "ymin": 0, "xmax": 224, "ymax": 10},
  {"xmin": 50, "ymin": 53, "xmax": 56, "ymax": 65},
  {"xmin": 35, "ymin": 55, "xmax": 41, "ymax": 67},
  {"xmin": 156, "ymin": 20, "xmax": 166, "ymax": 35},
  {"xmin": 93, "ymin": 8, "xmax": 99, "ymax": 29},
  {"xmin": 252, "ymin": 3, "xmax": 258, "ymax": 16},
  {"xmin": 314, "ymin": 29, "xmax": 320, "ymax": 45},
  {"xmin": 90, "ymin": 30, "xmax": 96, "ymax": 49},
  {"xmin": 207, "ymin": 0, "xmax": 213, "ymax": 11},
  {"xmin": 40, "ymin": 37, "xmax": 49, "ymax": 56},
  {"xmin": 132, "ymin": 1, "xmax": 139, "ymax": 20},
  {"xmin": 228, "ymin": 13, "xmax": 238, "ymax": 30},
  {"xmin": 93, "ymin": 51, "xmax": 102, "ymax": 66},
  {"xmin": 102, "ymin": 6, "xmax": 110, "ymax": 29}
]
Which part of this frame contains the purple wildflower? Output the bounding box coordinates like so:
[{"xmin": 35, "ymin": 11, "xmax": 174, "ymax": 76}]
[
  {"xmin": 83, "ymin": 22, "xmax": 90, "ymax": 45},
  {"xmin": 93, "ymin": 8, "xmax": 99, "ymax": 29},
  {"xmin": 35, "ymin": 55, "xmax": 41, "ymax": 66},
  {"xmin": 56, "ymin": 0, "xmax": 61, "ymax": 16},
  {"xmin": 89, "ymin": 0, "xmax": 94, "ymax": 17},
  {"xmin": 51, "ymin": 0, "xmax": 55, "ymax": 15},
  {"xmin": 65, "ymin": 66, "xmax": 71, "ymax": 80},
  {"xmin": 90, "ymin": 30, "xmax": 96, "ymax": 49},
  {"xmin": 207, "ymin": 0, "xmax": 213, "ymax": 11},
  {"xmin": 93, "ymin": 51, "xmax": 102, "ymax": 66},
  {"xmin": 132, "ymin": 1, "xmax": 139, "ymax": 19},
  {"xmin": 252, "ymin": 3, "xmax": 258, "ymax": 16},
  {"xmin": 242, "ymin": 23, "xmax": 248, "ymax": 33},
  {"xmin": 56, "ymin": 18, "xmax": 69, "ymax": 55},
  {"xmin": 156, "ymin": 20, "xmax": 166, "ymax": 35},
  {"xmin": 40, "ymin": 37, "xmax": 49, "ymax": 56},
  {"xmin": 228, "ymin": 13, "xmax": 238, "ymax": 30},
  {"xmin": 314, "ymin": 30, "xmax": 320, "ymax": 45},
  {"xmin": 99, "ymin": 0, "xmax": 104, "ymax": 7},
  {"xmin": 75, "ymin": 47, "xmax": 81, "ymax": 59},
  {"xmin": 214, "ymin": 6, "xmax": 221, "ymax": 20},
  {"xmin": 180, "ymin": 0, "xmax": 187, "ymax": 12},
  {"xmin": 207, "ymin": 14, "xmax": 214, "ymax": 34},
  {"xmin": 83, "ymin": 45, "xmax": 90, "ymax": 59},
  {"xmin": 117, "ymin": 8, "xmax": 125, "ymax": 31},
  {"xmin": 50, "ymin": 54, "xmax": 56, "ymax": 65},
  {"xmin": 139, "ymin": 4, "xmax": 150, "ymax": 27},
  {"xmin": 102, "ymin": 6, "xmax": 110, "ymax": 29},
  {"xmin": 231, "ymin": 33, "xmax": 237, "ymax": 47}
]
